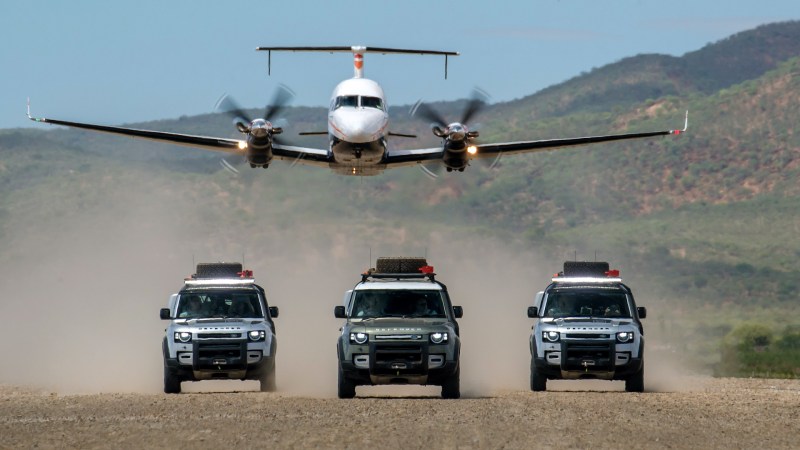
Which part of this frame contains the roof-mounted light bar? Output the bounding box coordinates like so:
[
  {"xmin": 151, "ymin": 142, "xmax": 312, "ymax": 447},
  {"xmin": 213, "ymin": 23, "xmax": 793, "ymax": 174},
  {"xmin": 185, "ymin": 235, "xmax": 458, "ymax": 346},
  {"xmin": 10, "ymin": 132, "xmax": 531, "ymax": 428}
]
[
  {"xmin": 184, "ymin": 278, "xmax": 256, "ymax": 286},
  {"xmin": 552, "ymin": 277, "xmax": 623, "ymax": 284}
]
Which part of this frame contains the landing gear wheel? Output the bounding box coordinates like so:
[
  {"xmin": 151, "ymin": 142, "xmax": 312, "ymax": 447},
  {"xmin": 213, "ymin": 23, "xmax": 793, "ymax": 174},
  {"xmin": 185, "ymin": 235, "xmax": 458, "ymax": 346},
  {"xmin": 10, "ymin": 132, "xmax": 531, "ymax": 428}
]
[
  {"xmin": 441, "ymin": 367, "xmax": 460, "ymax": 399},
  {"xmin": 625, "ymin": 365, "xmax": 644, "ymax": 392},
  {"xmin": 337, "ymin": 365, "xmax": 356, "ymax": 399},
  {"xmin": 259, "ymin": 362, "xmax": 277, "ymax": 392}
]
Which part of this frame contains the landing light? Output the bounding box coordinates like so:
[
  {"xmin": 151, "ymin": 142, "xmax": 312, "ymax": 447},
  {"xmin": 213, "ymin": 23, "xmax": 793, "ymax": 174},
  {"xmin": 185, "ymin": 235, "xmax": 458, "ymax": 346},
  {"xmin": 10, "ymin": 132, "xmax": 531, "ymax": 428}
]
[
  {"xmin": 467, "ymin": 145, "xmax": 477, "ymax": 155},
  {"xmin": 237, "ymin": 141, "xmax": 247, "ymax": 150}
]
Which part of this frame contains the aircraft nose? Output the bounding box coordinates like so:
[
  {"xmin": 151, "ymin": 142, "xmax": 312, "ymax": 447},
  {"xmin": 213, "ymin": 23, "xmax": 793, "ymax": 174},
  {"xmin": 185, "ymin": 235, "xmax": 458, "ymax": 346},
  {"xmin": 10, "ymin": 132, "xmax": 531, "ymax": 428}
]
[{"xmin": 332, "ymin": 109, "xmax": 386, "ymax": 143}]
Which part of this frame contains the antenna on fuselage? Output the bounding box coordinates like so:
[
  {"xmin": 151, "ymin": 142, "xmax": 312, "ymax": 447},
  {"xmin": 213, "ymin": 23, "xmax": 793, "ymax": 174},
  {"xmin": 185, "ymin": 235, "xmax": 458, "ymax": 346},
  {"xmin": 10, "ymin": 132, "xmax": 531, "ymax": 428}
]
[{"xmin": 256, "ymin": 46, "xmax": 459, "ymax": 79}]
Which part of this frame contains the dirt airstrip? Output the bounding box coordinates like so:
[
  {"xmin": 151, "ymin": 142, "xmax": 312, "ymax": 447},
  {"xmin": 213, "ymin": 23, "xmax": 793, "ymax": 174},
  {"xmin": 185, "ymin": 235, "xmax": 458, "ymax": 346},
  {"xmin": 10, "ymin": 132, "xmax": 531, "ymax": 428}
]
[{"xmin": 1, "ymin": 377, "xmax": 798, "ymax": 449}]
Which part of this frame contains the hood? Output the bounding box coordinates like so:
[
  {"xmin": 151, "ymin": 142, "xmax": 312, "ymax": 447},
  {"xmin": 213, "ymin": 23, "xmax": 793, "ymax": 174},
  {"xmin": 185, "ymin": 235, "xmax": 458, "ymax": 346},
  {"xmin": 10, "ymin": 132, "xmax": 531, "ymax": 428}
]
[
  {"xmin": 542, "ymin": 317, "xmax": 633, "ymax": 330},
  {"xmin": 349, "ymin": 317, "xmax": 450, "ymax": 333},
  {"xmin": 175, "ymin": 317, "xmax": 264, "ymax": 328}
]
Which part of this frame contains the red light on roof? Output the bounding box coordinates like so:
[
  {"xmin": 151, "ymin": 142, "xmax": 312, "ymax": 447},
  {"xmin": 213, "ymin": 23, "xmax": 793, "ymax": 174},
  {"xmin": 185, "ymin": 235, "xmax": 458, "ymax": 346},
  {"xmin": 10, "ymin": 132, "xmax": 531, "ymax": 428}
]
[
  {"xmin": 605, "ymin": 269, "xmax": 620, "ymax": 277},
  {"xmin": 238, "ymin": 270, "xmax": 254, "ymax": 278},
  {"xmin": 419, "ymin": 265, "xmax": 434, "ymax": 274}
]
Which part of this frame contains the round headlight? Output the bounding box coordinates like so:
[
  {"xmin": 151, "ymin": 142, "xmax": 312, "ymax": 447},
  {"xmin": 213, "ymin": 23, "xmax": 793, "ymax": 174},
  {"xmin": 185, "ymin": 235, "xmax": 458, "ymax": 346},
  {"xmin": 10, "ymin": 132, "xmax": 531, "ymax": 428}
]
[
  {"xmin": 350, "ymin": 332, "xmax": 368, "ymax": 344},
  {"xmin": 175, "ymin": 331, "xmax": 192, "ymax": 343},
  {"xmin": 543, "ymin": 331, "xmax": 560, "ymax": 342},
  {"xmin": 616, "ymin": 331, "xmax": 634, "ymax": 343},
  {"xmin": 430, "ymin": 332, "xmax": 448, "ymax": 344},
  {"xmin": 248, "ymin": 330, "xmax": 266, "ymax": 342}
]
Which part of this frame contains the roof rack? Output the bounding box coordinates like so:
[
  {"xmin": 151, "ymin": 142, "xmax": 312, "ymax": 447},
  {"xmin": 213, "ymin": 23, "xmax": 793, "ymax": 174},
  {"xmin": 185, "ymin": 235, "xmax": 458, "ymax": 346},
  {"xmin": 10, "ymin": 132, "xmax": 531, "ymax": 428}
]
[{"xmin": 361, "ymin": 272, "xmax": 437, "ymax": 282}]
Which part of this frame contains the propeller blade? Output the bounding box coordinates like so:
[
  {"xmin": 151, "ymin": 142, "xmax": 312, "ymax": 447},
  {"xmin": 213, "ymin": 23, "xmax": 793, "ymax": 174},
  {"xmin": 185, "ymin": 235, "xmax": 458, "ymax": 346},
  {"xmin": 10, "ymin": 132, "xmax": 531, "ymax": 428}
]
[
  {"xmin": 214, "ymin": 94, "xmax": 252, "ymax": 127},
  {"xmin": 411, "ymin": 100, "xmax": 447, "ymax": 129},
  {"xmin": 460, "ymin": 88, "xmax": 490, "ymax": 125},
  {"xmin": 264, "ymin": 84, "xmax": 295, "ymax": 121}
]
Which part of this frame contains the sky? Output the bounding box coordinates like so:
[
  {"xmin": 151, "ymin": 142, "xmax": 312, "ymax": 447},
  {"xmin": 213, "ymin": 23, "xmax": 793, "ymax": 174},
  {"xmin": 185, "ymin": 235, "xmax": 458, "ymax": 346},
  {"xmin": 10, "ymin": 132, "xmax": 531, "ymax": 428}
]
[{"xmin": 2, "ymin": 0, "xmax": 799, "ymax": 129}]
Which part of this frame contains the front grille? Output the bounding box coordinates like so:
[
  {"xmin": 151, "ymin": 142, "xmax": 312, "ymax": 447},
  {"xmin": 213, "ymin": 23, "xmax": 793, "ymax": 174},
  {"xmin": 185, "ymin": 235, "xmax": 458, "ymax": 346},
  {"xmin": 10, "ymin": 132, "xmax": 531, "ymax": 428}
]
[
  {"xmin": 198, "ymin": 333, "xmax": 242, "ymax": 339},
  {"xmin": 370, "ymin": 343, "xmax": 428, "ymax": 375},
  {"xmin": 374, "ymin": 334, "xmax": 423, "ymax": 341},
  {"xmin": 193, "ymin": 340, "xmax": 247, "ymax": 370},
  {"xmin": 565, "ymin": 333, "xmax": 610, "ymax": 339},
  {"xmin": 562, "ymin": 341, "xmax": 614, "ymax": 371}
]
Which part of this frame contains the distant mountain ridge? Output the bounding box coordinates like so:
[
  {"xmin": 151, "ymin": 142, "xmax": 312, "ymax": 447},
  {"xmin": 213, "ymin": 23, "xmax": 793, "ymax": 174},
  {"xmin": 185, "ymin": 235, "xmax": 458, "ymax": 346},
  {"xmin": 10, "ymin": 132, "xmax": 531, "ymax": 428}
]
[{"xmin": 500, "ymin": 20, "xmax": 800, "ymax": 119}]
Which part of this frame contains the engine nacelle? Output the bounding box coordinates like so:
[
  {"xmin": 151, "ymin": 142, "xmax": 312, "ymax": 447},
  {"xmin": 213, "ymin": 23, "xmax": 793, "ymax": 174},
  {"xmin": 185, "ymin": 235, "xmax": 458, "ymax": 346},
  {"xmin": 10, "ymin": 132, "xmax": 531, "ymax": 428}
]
[
  {"xmin": 442, "ymin": 140, "xmax": 468, "ymax": 172},
  {"xmin": 246, "ymin": 137, "xmax": 274, "ymax": 168}
]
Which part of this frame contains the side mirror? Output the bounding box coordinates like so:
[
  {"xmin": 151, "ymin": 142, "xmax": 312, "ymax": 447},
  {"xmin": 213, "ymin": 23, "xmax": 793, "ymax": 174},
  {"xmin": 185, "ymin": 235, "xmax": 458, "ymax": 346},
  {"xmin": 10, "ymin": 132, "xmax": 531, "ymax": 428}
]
[
  {"xmin": 159, "ymin": 308, "xmax": 171, "ymax": 320},
  {"xmin": 269, "ymin": 306, "xmax": 279, "ymax": 318},
  {"xmin": 637, "ymin": 306, "xmax": 647, "ymax": 319},
  {"xmin": 452, "ymin": 306, "xmax": 463, "ymax": 319},
  {"xmin": 334, "ymin": 305, "xmax": 347, "ymax": 319},
  {"xmin": 527, "ymin": 306, "xmax": 538, "ymax": 318}
]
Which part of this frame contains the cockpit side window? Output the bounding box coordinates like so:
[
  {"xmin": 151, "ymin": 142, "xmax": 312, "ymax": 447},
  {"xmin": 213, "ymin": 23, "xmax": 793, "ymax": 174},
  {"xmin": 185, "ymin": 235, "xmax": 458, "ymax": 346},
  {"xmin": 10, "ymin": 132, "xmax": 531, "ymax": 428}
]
[
  {"xmin": 361, "ymin": 96, "xmax": 384, "ymax": 111},
  {"xmin": 334, "ymin": 95, "xmax": 359, "ymax": 109}
]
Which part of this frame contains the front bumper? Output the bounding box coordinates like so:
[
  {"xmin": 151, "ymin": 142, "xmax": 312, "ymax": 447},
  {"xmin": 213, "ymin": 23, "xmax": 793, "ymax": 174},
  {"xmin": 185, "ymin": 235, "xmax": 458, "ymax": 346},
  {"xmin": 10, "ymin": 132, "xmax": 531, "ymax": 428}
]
[
  {"xmin": 340, "ymin": 341, "xmax": 459, "ymax": 385},
  {"xmin": 533, "ymin": 339, "xmax": 642, "ymax": 380},
  {"xmin": 165, "ymin": 338, "xmax": 275, "ymax": 381}
]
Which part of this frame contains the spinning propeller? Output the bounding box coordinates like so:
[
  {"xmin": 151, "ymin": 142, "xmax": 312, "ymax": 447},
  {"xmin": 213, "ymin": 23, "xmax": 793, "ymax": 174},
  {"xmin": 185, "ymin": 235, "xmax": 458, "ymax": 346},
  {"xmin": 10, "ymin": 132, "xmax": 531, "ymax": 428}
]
[
  {"xmin": 411, "ymin": 88, "xmax": 496, "ymax": 177},
  {"xmin": 215, "ymin": 84, "xmax": 294, "ymax": 144},
  {"xmin": 214, "ymin": 84, "xmax": 295, "ymax": 171}
]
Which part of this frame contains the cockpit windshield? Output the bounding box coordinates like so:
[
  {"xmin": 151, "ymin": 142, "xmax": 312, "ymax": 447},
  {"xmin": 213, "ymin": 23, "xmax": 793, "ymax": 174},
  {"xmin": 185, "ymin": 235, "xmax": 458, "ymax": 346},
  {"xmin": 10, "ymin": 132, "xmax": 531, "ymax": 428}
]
[
  {"xmin": 334, "ymin": 96, "xmax": 359, "ymax": 109},
  {"xmin": 543, "ymin": 289, "xmax": 631, "ymax": 318},
  {"xmin": 177, "ymin": 292, "xmax": 264, "ymax": 319},
  {"xmin": 361, "ymin": 96, "xmax": 384, "ymax": 110},
  {"xmin": 333, "ymin": 95, "xmax": 384, "ymax": 110},
  {"xmin": 351, "ymin": 289, "xmax": 446, "ymax": 318}
]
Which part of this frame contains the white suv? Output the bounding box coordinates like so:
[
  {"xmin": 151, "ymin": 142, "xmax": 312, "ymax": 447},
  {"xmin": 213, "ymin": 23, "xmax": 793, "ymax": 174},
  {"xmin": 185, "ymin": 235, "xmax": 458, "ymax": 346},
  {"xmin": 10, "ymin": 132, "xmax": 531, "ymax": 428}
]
[
  {"xmin": 527, "ymin": 261, "xmax": 645, "ymax": 392},
  {"xmin": 160, "ymin": 263, "xmax": 279, "ymax": 393}
]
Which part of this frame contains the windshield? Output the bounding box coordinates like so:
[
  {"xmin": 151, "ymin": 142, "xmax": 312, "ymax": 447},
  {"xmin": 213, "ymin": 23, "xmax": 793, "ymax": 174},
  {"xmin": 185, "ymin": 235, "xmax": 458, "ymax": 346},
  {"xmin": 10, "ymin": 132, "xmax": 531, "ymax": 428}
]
[
  {"xmin": 334, "ymin": 95, "xmax": 359, "ymax": 109},
  {"xmin": 361, "ymin": 96, "xmax": 384, "ymax": 110},
  {"xmin": 177, "ymin": 292, "xmax": 264, "ymax": 319},
  {"xmin": 351, "ymin": 289, "xmax": 446, "ymax": 318},
  {"xmin": 542, "ymin": 289, "xmax": 631, "ymax": 318}
]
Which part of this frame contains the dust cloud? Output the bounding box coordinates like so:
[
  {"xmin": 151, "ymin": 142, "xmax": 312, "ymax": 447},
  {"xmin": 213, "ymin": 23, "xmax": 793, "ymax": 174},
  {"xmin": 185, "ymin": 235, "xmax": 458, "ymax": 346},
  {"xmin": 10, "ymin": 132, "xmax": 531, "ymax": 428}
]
[{"xmin": 0, "ymin": 169, "xmax": 705, "ymax": 397}]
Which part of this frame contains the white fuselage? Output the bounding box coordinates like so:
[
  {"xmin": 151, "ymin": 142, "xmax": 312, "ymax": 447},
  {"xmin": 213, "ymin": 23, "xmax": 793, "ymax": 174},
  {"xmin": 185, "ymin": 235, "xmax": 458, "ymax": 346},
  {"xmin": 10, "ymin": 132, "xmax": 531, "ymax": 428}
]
[{"xmin": 327, "ymin": 78, "xmax": 389, "ymax": 174}]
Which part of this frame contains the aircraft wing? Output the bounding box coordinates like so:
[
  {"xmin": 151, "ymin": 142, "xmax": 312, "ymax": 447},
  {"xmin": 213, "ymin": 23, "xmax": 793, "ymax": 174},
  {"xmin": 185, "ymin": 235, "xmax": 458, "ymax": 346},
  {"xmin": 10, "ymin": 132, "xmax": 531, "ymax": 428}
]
[
  {"xmin": 27, "ymin": 108, "xmax": 332, "ymax": 168},
  {"xmin": 385, "ymin": 112, "xmax": 688, "ymax": 167},
  {"xmin": 471, "ymin": 128, "xmax": 685, "ymax": 159},
  {"xmin": 383, "ymin": 147, "xmax": 444, "ymax": 168}
]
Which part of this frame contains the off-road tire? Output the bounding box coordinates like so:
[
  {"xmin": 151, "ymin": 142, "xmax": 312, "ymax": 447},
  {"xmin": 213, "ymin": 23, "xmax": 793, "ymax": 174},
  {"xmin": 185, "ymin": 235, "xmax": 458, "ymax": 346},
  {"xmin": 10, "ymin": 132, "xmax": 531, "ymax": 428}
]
[
  {"xmin": 195, "ymin": 262, "xmax": 243, "ymax": 279},
  {"xmin": 375, "ymin": 257, "xmax": 428, "ymax": 274},
  {"xmin": 625, "ymin": 365, "xmax": 645, "ymax": 392},
  {"xmin": 259, "ymin": 362, "xmax": 277, "ymax": 392},
  {"xmin": 530, "ymin": 366, "xmax": 547, "ymax": 392},
  {"xmin": 163, "ymin": 365, "xmax": 181, "ymax": 394},
  {"xmin": 562, "ymin": 261, "xmax": 610, "ymax": 277},
  {"xmin": 337, "ymin": 365, "xmax": 356, "ymax": 399},
  {"xmin": 441, "ymin": 367, "xmax": 460, "ymax": 399}
]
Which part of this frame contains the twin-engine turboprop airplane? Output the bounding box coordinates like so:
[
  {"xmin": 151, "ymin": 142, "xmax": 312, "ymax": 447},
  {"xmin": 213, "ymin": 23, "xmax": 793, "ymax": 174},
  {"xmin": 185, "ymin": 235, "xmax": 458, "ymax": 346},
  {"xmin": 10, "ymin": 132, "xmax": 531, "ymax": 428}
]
[{"xmin": 28, "ymin": 45, "xmax": 688, "ymax": 177}]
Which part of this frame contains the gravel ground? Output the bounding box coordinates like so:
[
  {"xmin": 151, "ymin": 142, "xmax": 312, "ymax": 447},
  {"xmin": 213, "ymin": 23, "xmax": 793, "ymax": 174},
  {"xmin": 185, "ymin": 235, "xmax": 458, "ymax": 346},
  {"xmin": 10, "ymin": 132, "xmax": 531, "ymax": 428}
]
[{"xmin": 1, "ymin": 377, "xmax": 798, "ymax": 449}]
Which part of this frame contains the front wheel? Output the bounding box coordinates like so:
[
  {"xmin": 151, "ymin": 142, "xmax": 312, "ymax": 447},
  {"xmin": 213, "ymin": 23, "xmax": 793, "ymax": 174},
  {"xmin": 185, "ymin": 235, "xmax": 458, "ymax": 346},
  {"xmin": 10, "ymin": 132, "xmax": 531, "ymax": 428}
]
[
  {"xmin": 338, "ymin": 365, "xmax": 356, "ymax": 399},
  {"xmin": 441, "ymin": 367, "xmax": 460, "ymax": 399},
  {"xmin": 259, "ymin": 361, "xmax": 277, "ymax": 392},
  {"xmin": 163, "ymin": 365, "xmax": 181, "ymax": 394},
  {"xmin": 625, "ymin": 365, "xmax": 644, "ymax": 392},
  {"xmin": 530, "ymin": 363, "xmax": 547, "ymax": 392}
]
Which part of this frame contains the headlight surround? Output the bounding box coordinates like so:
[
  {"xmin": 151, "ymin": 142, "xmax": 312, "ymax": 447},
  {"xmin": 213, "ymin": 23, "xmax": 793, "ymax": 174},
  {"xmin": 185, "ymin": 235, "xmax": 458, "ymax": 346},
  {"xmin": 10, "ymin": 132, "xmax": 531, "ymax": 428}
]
[
  {"xmin": 430, "ymin": 332, "xmax": 448, "ymax": 344},
  {"xmin": 248, "ymin": 330, "xmax": 266, "ymax": 342},
  {"xmin": 542, "ymin": 331, "xmax": 560, "ymax": 343},
  {"xmin": 174, "ymin": 331, "xmax": 192, "ymax": 343},
  {"xmin": 350, "ymin": 332, "xmax": 368, "ymax": 344},
  {"xmin": 616, "ymin": 331, "xmax": 634, "ymax": 343}
]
